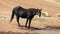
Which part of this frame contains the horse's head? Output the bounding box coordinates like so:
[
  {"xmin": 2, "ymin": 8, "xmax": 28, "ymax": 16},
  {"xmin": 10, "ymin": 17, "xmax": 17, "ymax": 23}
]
[{"xmin": 36, "ymin": 9, "xmax": 42, "ymax": 17}]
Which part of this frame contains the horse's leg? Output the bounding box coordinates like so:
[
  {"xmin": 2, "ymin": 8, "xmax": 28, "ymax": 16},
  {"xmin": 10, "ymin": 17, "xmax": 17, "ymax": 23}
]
[
  {"xmin": 25, "ymin": 18, "xmax": 29, "ymax": 28},
  {"xmin": 28, "ymin": 18, "xmax": 32, "ymax": 28},
  {"xmin": 16, "ymin": 15, "xmax": 20, "ymax": 26}
]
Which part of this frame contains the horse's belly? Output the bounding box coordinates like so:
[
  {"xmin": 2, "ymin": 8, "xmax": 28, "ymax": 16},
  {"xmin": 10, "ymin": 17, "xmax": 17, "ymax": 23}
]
[{"xmin": 20, "ymin": 15, "xmax": 27, "ymax": 18}]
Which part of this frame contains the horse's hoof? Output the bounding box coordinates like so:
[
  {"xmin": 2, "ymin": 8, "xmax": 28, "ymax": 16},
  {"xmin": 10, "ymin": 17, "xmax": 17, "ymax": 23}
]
[
  {"xmin": 18, "ymin": 25, "xmax": 21, "ymax": 27},
  {"xmin": 25, "ymin": 26, "xmax": 27, "ymax": 28},
  {"xmin": 28, "ymin": 26, "xmax": 30, "ymax": 29}
]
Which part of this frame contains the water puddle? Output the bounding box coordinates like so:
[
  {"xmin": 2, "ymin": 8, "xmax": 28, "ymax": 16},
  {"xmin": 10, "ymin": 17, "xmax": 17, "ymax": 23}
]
[{"xmin": 33, "ymin": 29, "xmax": 60, "ymax": 34}]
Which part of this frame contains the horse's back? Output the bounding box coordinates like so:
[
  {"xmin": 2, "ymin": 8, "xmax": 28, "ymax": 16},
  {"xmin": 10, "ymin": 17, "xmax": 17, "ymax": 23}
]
[{"xmin": 28, "ymin": 8, "xmax": 38, "ymax": 13}]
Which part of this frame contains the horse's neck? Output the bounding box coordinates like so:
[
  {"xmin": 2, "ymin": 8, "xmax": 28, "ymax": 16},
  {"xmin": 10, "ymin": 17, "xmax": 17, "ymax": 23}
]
[{"xmin": 32, "ymin": 11, "xmax": 36, "ymax": 15}]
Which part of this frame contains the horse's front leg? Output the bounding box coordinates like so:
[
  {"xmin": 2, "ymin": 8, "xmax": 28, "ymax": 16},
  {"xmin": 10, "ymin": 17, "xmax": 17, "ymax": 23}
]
[
  {"xmin": 28, "ymin": 18, "xmax": 32, "ymax": 28},
  {"xmin": 25, "ymin": 18, "xmax": 29, "ymax": 28},
  {"xmin": 16, "ymin": 16, "xmax": 20, "ymax": 26}
]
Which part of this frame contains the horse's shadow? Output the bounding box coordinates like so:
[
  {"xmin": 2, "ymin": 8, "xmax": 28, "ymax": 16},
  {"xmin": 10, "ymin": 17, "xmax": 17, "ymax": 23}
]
[{"xmin": 18, "ymin": 25, "xmax": 42, "ymax": 30}]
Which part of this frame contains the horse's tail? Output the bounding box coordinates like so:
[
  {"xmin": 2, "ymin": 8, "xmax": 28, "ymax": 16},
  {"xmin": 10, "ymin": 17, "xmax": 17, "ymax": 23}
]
[{"xmin": 10, "ymin": 10, "xmax": 15, "ymax": 22}]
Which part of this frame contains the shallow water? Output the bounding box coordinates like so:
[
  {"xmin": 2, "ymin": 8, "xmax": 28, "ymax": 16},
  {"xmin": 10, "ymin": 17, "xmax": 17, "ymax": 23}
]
[{"xmin": 33, "ymin": 29, "xmax": 60, "ymax": 34}]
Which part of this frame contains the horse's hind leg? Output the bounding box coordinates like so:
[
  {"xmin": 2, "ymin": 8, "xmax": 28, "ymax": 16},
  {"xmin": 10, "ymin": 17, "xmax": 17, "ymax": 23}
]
[{"xmin": 16, "ymin": 16, "xmax": 20, "ymax": 26}]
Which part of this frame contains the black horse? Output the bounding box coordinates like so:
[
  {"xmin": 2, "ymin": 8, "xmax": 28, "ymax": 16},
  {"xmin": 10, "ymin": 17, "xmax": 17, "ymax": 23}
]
[{"xmin": 10, "ymin": 6, "xmax": 42, "ymax": 28}]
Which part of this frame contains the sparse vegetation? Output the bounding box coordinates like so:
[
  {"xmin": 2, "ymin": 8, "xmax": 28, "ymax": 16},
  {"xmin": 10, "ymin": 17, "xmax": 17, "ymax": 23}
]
[
  {"xmin": 0, "ymin": 16, "xmax": 6, "ymax": 20},
  {"xmin": 41, "ymin": 12, "xmax": 51, "ymax": 17}
]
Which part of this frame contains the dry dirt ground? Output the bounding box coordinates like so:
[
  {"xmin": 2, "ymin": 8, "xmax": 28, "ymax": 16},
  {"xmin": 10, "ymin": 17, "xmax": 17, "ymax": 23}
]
[{"xmin": 0, "ymin": 0, "xmax": 60, "ymax": 34}]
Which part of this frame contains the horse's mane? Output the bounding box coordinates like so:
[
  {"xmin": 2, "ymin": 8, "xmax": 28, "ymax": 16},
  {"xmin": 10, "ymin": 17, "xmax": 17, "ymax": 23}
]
[{"xmin": 18, "ymin": 6, "xmax": 25, "ymax": 10}]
